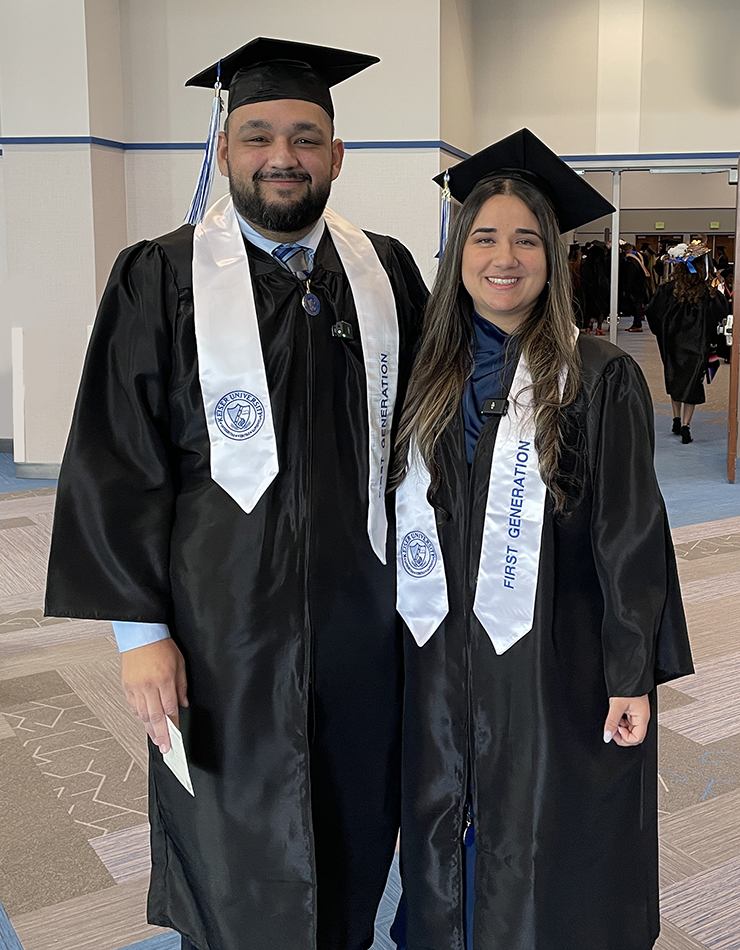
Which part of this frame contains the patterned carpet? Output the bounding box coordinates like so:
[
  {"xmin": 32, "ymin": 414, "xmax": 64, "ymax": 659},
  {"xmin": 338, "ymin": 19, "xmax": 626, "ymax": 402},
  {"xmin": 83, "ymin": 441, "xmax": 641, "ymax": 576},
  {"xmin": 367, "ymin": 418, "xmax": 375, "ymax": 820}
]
[{"xmin": 0, "ymin": 325, "xmax": 737, "ymax": 950}]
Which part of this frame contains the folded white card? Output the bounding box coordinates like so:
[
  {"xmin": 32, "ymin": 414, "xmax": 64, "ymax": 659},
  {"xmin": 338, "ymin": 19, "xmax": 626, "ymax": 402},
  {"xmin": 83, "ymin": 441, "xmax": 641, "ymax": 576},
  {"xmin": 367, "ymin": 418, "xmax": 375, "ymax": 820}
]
[{"xmin": 163, "ymin": 717, "xmax": 195, "ymax": 796}]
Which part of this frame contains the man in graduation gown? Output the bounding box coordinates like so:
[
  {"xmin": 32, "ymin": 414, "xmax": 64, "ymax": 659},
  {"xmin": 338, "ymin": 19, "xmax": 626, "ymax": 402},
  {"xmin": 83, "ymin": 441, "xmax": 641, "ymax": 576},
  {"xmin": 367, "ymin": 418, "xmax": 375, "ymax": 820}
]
[{"xmin": 45, "ymin": 38, "xmax": 427, "ymax": 950}]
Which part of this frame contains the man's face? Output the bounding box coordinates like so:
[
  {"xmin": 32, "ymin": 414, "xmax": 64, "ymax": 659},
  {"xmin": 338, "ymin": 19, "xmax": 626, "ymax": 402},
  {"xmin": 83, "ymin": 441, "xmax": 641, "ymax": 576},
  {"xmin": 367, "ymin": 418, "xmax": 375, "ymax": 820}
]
[{"xmin": 217, "ymin": 99, "xmax": 344, "ymax": 238}]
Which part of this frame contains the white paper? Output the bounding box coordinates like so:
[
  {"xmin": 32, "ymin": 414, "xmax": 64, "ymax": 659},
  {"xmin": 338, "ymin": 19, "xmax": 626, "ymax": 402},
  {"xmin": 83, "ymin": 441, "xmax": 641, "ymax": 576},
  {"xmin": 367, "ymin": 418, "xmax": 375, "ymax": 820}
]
[{"xmin": 162, "ymin": 717, "xmax": 195, "ymax": 796}]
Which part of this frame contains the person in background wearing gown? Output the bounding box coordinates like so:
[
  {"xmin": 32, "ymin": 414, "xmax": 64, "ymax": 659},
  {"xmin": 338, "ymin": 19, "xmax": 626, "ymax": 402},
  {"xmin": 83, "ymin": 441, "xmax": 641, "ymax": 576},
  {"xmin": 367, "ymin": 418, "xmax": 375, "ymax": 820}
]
[
  {"xmin": 580, "ymin": 238, "xmax": 609, "ymax": 334},
  {"xmin": 622, "ymin": 242, "xmax": 650, "ymax": 332},
  {"xmin": 716, "ymin": 244, "xmax": 730, "ymax": 276},
  {"xmin": 389, "ymin": 129, "xmax": 693, "ymax": 950},
  {"xmin": 640, "ymin": 242, "xmax": 660, "ymax": 297},
  {"xmin": 45, "ymin": 37, "xmax": 428, "ymax": 950},
  {"xmin": 717, "ymin": 264, "xmax": 733, "ymax": 361},
  {"xmin": 568, "ymin": 243, "xmax": 588, "ymax": 330},
  {"xmin": 646, "ymin": 240, "xmax": 729, "ymax": 444}
]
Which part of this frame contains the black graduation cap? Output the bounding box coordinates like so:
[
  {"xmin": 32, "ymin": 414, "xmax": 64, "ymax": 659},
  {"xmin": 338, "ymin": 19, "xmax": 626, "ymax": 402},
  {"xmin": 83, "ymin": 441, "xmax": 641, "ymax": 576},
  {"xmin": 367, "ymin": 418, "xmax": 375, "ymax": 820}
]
[
  {"xmin": 186, "ymin": 37, "xmax": 380, "ymax": 119},
  {"xmin": 433, "ymin": 129, "xmax": 615, "ymax": 233}
]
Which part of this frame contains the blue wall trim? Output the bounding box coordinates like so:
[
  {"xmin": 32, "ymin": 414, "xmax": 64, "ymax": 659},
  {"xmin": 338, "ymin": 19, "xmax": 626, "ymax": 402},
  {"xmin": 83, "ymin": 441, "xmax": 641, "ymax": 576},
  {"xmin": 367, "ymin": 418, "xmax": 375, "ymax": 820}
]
[
  {"xmin": 343, "ymin": 140, "xmax": 470, "ymax": 159},
  {"xmin": 0, "ymin": 137, "xmax": 737, "ymax": 165},
  {"xmin": 562, "ymin": 151, "xmax": 740, "ymax": 163}
]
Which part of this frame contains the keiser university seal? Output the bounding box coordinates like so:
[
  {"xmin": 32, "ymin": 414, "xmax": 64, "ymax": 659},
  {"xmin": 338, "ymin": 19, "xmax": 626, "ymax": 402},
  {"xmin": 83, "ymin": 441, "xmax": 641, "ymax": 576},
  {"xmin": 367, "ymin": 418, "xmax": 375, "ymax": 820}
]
[
  {"xmin": 214, "ymin": 391, "xmax": 265, "ymax": 441},
  {"xmin": 400, "ymin": 530, "xmax": 438, "ymax": 578}
]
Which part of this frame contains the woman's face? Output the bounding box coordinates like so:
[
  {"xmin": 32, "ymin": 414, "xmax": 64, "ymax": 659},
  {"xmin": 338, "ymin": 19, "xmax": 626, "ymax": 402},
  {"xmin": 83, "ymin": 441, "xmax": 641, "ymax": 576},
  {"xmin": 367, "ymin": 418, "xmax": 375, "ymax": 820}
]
[{"xmin": 461, "ymin": 193, "xmax": 548, "ymax": 333}]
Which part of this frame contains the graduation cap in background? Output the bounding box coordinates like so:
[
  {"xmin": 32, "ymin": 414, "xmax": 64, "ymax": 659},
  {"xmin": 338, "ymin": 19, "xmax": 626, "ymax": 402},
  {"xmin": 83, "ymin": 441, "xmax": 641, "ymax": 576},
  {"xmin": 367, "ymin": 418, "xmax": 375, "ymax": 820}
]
[
  {"xmin": 434, "ymin": 128, "xmax": 616, "ymax": 253},
  {"xmin": 184, "ymin": 37, "xmax": 379, "ymax": 225}
]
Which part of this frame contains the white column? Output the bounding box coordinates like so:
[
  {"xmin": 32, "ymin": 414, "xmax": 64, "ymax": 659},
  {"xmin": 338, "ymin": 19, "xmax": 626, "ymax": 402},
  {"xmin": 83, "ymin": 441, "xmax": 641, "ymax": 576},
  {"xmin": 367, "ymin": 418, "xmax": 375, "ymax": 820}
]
[
  {"xmin": 609, "ymin": 170, "xmax": 621, "ymax": 343},
  {"xmin": 0, "ymin": 0, "xmax": 126, "ymax": 466},
  {"xmin": 11, "ymin": 328, "xmax": 25, "ymax": 463}
]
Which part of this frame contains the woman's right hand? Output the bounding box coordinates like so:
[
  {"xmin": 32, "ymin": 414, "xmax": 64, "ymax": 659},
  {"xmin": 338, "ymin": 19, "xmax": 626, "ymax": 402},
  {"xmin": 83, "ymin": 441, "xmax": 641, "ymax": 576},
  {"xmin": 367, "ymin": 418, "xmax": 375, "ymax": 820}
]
[{"xmin": 603, "ymin": 695, "xmax": 650, "ymax": 747}]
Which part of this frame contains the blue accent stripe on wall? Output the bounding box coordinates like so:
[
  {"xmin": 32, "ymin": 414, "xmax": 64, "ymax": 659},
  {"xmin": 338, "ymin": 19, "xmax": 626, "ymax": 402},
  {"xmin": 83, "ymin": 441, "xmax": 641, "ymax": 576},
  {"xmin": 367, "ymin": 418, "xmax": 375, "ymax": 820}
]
[
  {"xmin": 125, "ymin": 142, "xmax": 204, "ymax": 151},
  {"xmin": 343, "ymin": 140, "xmax": 470, "ymax": 159},
  {"xmin": 0, "ymin": 899, "xmax": 23, "ymax": 950},
  {"xmin": 562, "ymin": 151, "xmax": 740, "ymax": 163}
]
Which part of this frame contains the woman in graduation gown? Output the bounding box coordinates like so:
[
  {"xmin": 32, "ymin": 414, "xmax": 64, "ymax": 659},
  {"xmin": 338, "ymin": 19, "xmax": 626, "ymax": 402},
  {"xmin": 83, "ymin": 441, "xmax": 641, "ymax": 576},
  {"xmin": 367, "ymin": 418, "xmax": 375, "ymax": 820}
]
[
  {"xmin": 645, "ymin": 241, "xmax": 729, "ymax": 444},
  {"xmin": 390, "ymin": 129, "xmax": 693, "ymax": 950}
]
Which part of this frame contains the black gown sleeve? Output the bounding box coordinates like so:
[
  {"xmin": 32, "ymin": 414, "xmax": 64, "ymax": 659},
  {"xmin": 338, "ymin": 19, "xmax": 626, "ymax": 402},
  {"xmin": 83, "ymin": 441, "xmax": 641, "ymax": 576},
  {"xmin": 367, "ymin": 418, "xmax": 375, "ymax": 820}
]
[
  {"xmin": 383, "ymin": 237, "xmax": 429, "ymax": 433},
  {"xmin": 386, "ymin": 237, "xmax": 430, "ymax": 323},
  {"xmin": 588, "ymin": 355, "xmax": 692, "ymax": 697},
  {"xmin": 45, "ymin": 241, "xmax": 179, "ymax": 622}
]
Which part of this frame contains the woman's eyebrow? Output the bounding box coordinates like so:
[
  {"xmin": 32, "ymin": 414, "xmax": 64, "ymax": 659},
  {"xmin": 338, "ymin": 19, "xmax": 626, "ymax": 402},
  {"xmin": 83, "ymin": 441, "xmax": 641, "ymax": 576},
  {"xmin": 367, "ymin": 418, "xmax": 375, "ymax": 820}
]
[{"xmin": 470, "ymin": 227, "xmax": 543, "ymax": 237}]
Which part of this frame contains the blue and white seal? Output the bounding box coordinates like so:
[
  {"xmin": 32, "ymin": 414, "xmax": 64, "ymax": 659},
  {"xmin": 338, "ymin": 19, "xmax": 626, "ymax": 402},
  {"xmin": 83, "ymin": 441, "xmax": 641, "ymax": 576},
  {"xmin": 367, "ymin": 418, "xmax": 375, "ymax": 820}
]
[
  {"xmin": 400, "ymin": 530, "xmax": 437, "ymax": 578},
  {"xmin": 214, "ymin": 391, "xmax": 265, "ymax": 441}
]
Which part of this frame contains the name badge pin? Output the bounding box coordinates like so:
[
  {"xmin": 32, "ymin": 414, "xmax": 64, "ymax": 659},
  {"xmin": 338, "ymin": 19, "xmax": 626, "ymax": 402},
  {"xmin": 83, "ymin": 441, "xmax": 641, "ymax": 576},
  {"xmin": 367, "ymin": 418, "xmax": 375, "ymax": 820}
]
[
  {"xmin": 331, "ymin": 321, "xmax": 354, "ymax": 340},
  {"xmin": 481, "ymin": 398, "xmax": 509, "ymax": 417}
]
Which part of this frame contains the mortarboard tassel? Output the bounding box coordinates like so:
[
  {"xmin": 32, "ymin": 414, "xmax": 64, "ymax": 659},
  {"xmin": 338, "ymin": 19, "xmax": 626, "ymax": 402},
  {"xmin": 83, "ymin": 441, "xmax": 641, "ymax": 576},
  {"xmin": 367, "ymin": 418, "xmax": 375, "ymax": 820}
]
[
  {"xmin": 185, "ymin": 62, "xmax": 223, "ymax": 226},
  {"xmin": 438, "ymin": 170, "xmax": 451, "ymax": 258}
]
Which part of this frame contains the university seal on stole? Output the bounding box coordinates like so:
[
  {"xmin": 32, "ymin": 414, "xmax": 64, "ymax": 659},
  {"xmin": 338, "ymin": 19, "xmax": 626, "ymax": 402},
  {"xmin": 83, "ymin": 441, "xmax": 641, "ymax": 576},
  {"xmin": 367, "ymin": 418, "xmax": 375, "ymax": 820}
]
[
  {"xmin": 214, "ymin": 391, "xmax": 266, "ymax": 441},
  {"xmin": 400, "ymin": 530, "xmax": 438, "ymax": 578}
]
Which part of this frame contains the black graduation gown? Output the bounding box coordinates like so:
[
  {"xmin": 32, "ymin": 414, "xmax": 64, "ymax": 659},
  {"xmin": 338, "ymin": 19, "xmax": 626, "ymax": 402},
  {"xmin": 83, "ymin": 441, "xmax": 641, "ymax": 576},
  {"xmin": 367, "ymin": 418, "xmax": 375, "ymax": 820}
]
[
  {"xmin": 399, "ymin": 335, "xmax": 693, "ymax": 950},
  {"xmin": 580, "ymin": 246, "xmax": 610, "ymax": 324},
  {"xmin": 45, "ymin": 224, "xmax": 427, "ymax": 950},
  {"xmin": 645, "ymin": 282, "xmax": 729, "ymax": 404},
  {"xmin": 621, "ymin": 254, "xmax": 648, "ymax": 316}
]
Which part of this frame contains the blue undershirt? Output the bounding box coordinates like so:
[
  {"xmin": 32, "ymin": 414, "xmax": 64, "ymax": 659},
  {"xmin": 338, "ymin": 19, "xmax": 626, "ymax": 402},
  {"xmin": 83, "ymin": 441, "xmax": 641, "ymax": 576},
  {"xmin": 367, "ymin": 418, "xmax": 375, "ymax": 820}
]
[{"xmin": 462, "ymin": 312, "xmax": 515, "ymax": 465}]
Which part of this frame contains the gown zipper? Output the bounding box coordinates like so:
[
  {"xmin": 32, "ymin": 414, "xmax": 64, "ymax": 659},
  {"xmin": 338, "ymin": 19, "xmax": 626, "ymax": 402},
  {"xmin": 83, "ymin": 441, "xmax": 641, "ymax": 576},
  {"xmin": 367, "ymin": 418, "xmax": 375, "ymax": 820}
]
[
  {"xmin": 305, "ymin": 296, "xmax": 316, "ymax": 742},
  {"xmin": 303, "ymin": 283, "xmax": 318, "ymax": 945}
]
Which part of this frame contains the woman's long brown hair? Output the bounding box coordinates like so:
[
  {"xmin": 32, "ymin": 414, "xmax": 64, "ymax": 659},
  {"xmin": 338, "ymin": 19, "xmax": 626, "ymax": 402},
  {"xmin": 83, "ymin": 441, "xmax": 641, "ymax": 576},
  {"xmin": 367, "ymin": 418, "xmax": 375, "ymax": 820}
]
[
  {"xmin": 390, "ymin": 175, "xmax": 581, "ymax": 514},
  {"xmin": 671, "ymin": 259, "xmax": 718, "ymax": 305}
]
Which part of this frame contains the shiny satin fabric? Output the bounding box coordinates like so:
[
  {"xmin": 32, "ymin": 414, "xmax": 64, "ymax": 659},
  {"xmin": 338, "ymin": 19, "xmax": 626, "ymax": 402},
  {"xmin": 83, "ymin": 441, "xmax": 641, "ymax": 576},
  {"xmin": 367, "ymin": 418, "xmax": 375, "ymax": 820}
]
[
  {"xmin": 645, "ymin": 283, "xmax": 728, "ymax": 404},
  {"xmin": 46, "ymin": 226, "xmax": 426, "ymax": 950},
  {"xmin": 399, "ymin": 335, "xmax": 693, "ymax": 950}
]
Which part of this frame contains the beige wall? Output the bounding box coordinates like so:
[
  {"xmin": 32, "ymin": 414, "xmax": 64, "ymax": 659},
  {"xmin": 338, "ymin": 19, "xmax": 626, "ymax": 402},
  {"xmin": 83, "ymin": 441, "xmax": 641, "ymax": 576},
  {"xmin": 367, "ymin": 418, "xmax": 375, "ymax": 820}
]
[
  {"xmin": 580, "ymin": 169, "xmax": 737, "ymax": 210},
  {"xmin": 470, "ymin": 0, "xmax": 740, "ymax": 156},
  {"xmin": 621, "ymin": 171, "xmax": 737, "ymax": 210},
  {"xmin": 0, "ymin": 0, "xmax": 90, "ymax": 137},
  {"xmin": 118, "ymin": 0, "xmax": 441, "ymax": 144},
  {"xmin": 640, "ymin": 0, "xmax": 740, "ymax": 153},
  {"xmin": 85, "ymin": 0, "xmax": 125, "ymax": 143},
  {"xmin": 471, "ymin": 0, "xmax": 600, "ymax": 153},
  {"xmin": 91, "ymin": 147, "xmax": 128, "ymax": 300},
  {"xmin": 441, "ymin": 0, "xmax": 475, "ymax": 154}
]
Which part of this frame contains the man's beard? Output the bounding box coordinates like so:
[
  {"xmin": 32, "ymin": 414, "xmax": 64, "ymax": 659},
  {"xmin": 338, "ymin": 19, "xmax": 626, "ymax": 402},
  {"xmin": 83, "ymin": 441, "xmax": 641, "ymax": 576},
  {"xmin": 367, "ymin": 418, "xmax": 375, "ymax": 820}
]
[{"xmin": 228, "ymin": 169, "xmax": 332, "ymax": 234}]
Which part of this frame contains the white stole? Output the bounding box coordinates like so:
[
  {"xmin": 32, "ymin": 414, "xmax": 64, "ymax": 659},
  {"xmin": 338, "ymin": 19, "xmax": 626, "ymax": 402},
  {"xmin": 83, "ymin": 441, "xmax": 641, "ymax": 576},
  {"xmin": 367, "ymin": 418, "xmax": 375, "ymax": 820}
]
[
  {"xmin": 396, "ymin": 332, "xmax": 577, "ymax": 652},
  {"xmin": 395, "ymin": 446, "xmax": 449, "ymax": 646},
  {"xmin": 192, "ymin": 195, "xmax": 399, "ymax": 563},
  {"xmin": 471, "ymin": 353, "xmax": 548, "ymax": 652}
]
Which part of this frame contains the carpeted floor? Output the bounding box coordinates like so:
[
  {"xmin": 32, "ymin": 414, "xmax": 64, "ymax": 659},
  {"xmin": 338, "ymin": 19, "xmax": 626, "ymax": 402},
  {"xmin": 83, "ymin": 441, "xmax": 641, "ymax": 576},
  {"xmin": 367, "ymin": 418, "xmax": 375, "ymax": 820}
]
[{"xmin": 0, "ymin": 323, "xmax": 737, "ymax": 950}]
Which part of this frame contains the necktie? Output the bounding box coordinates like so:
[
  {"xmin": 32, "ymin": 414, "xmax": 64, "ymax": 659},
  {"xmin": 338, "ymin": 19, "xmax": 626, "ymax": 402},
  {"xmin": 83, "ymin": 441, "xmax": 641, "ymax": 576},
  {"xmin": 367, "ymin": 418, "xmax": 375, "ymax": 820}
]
[{"xmin": 272, "ymin": 243, "xmax": 311, "ymax": 278}]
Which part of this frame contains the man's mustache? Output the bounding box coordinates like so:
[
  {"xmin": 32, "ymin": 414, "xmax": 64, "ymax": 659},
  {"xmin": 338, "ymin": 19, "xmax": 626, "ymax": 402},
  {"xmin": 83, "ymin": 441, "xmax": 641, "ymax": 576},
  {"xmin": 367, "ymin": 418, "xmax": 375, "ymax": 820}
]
[{"xmin": 254, "ymin": 172, "xmax": 312, "ymax": 183}]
